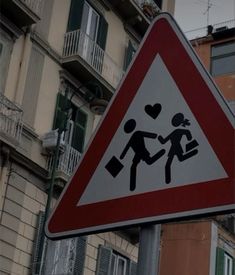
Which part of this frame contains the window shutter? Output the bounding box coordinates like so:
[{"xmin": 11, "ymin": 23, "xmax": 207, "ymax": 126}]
[
  {"xmin": 97, "ymin": 15, "xmax": 108, "ymax": 50},
  {"xmin": 128, "ymin": 260, "xmax": 137, "ymax": 275},
  {"xmin": 96, "ymin": 245, "xmax": 112, "ymax": 275},
  {"xmin": 71, "ymin": 109, "xmax": 87, "ymax": 152},
  {"xmin": 67, "ymin": 0, "xmax": 85, "ymax": 31},
  {"xmin": 31, "ymin": 211, "xmax": 45, "ymax": 275},
  {"xmin": 73, "ymin": 237, "xmax": 87, "ymax": 275},
  {"xmin": 216, "ymin": 247, "xmax": 225, "ymax": 275},
  {"xmin": 53, "ymin": 93, "xmax": 67, "ymax": 130},
  {"xmin": 124, "ymin": 40, "xmax": 135, "ymax": 71}
]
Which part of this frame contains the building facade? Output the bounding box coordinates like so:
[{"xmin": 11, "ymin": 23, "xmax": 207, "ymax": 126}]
[{"xmin": 0, "ymin": 1, "xmax": 234, "ymax": 275}]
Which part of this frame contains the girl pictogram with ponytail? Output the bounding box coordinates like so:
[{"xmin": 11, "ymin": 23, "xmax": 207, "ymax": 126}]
[{"xmin": 158, "ymin": 113, "xmax": 199, "ymax": 184}]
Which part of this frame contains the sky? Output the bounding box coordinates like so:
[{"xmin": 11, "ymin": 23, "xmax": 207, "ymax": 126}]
[{"xmin": 174, "ymin": 0, "xmax": 235, "ymax": 34}]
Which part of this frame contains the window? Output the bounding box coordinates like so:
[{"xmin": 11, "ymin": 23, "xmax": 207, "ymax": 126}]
[
  {"xmin": 67, "ymin": 0, "xmax": 108, "ymax": 50},
  {"xmin": 211, "ymin": 41, "xmax": 235, "ymax": 76},
  {"xmin": 124, "ymin": 40, "xmax": 136, "ymax": 71},
  {"xmin": 111, "ymin": 254, "xmax": 127, "ymax": 275},
  {"xmin": 80, "ymin": 1, "xmax": 100, "ymax": 60},
  {"xmin": 0, "ymin": 30, "xmax": 13, "ymax": 93},
  {"xmin": 224, "ymin": 253, "xmax": 233, "ymax": 275},
  {"xmin": 216, "ymin": 247, "xmax": 234, "ymax": 275},
  {"xmin": 96, "ymin": 245, "xmax": 137, "ymax": 275},
  {"xmin": 67, "ymin": 0, "xmax": 108, "ymax": 73},
  {"xmin": 32, "ymin": 211, "xmax": 86, "ymax": 275},
  {"xmin": 53, "ymin": 93, "xmax": 87, "ymax": 153}
]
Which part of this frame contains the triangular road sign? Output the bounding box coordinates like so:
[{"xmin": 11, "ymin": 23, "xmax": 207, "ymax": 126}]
[{"xmin": 46, "ymin": 13, "xmax": 235, "ymax": 239}]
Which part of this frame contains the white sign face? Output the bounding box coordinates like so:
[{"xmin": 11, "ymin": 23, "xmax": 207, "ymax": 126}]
[{"xmin": 78, "ymin": 55, "xmax": 227, "ymax": 206}]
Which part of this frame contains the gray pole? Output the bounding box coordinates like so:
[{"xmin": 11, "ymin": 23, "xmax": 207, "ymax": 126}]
[{"xmin": 137, "ymin": 224, "xmax": 161, "ymax": 275}]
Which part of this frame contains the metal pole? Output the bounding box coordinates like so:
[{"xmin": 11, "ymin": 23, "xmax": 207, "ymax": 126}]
[{"xmin": 137, "ymin": 224, "xmax": 161, "ymax": 275}]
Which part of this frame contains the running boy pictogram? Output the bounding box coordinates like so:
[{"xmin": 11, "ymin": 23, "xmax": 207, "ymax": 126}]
[{"xmin": 120, "ymin": 119, "xmax": 165, "ymax": 191}]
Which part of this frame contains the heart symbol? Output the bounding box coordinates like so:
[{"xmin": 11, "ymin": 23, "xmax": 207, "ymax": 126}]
[{"xmin": 145, "ymin": 103, "xmax": 162, "ymax": 119}]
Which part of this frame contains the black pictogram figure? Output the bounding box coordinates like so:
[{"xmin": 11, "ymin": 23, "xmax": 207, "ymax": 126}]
[
  {"xmin": 158, "ymin": 113, "xmax": 199, "ymax": 184},
  {"xmin": 120, "ymin": 119, "xmax": 165, "ymax": 191}
]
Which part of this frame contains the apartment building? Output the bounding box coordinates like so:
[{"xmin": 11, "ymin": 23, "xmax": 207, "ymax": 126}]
[
  {"xmin": 158, "ymin": 21, "xmax": 235, "ymax": 275},
  {"xmin": 159, "ymin": 20, "xmax": 235, "ymax": 275},
  {"xmin": 0, "ymin": 1, "xmax": 175, "ymax": 274},
  {"xmin": 0, "ymin": 1, "xmax": 234, "ymax": 275},
  {"xmin": 191, "ymin": 20, "xmax": 235, "ymax": 114}
]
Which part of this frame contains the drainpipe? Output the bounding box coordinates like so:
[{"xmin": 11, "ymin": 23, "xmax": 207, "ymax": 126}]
[{"xmin": 0, "ymin": 145, "xmax": 10, "ymax": 220}]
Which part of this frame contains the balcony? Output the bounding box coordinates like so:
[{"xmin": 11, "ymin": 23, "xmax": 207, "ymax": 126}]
[
  {"xmin": 47, "ymin": 144, "xmax": 82, "ymax": 183},
  {"xmin": 0, "ymin": 93, "xmax": 23, "ymax": 147},
  {"xmin": 108, "ymin": 0, "xmax": 159, "ymax": 36},
  {"xmin": 62, "ymin": 29, "xmax": 124, "ymax": 100},
  {"xmin": 1, "ymin": 0, "xmax": 43, "ymax": 28}
]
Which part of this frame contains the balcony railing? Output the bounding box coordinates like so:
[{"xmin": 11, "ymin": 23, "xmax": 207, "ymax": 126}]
[
  {"xmin": 63, "ymin": 29, "xmax": 124, "ymax": 89},
  {"xmin": 0, "ymin": 93, "xmax": 23, "ymax": 145},
  {"xmin": 47, "ymin": 144, "xmax": 82, "ymax": 177},
  {"xmin": 22, "ymin": 0, "xmax": 44, "ymax": 16}
]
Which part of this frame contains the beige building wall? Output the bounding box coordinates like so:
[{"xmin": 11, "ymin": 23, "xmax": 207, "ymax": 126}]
[
  {"xmin": 0, "ymin": 164, "xmax": 47, "ymax": 275},
  {"xmin": 4, "ymin": 34, "xmax": 32, "ymax": 106},
  {"xmin": 47, "ymin": 0, "xmax": 71, "ymax": 54},
  {"xmin": 162, "ymin": 0, "xmax": 175, "ymax": 14},
  {"xmin": 105, "ymin": 11, "xmax": 129, "ymax": 69}
]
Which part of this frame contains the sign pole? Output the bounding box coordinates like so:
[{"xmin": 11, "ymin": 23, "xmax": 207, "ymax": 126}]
[{"xmin": 137, "ymin": 224, "xmax": 161, "ymax": 275}]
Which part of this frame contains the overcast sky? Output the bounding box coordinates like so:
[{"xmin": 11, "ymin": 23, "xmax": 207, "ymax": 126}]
[{"xmin": 174, "ymin": 0, "xmax": 235, "ymax": 32}]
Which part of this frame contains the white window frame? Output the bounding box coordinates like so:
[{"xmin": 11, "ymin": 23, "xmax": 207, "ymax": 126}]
[
  {"xmin": 80, "ymin": 1, "xmax": 100, "ymax": 61},
  {"xmin": 224, "ymin": 253, "xmax": 233, "ymax": 275},
  {"xmin": 111, "ymin": 253, "xmax": 127, "ymax": 275},
  {"xmin": 61, "ymin": 119, "xmax": 74, "ymax": 146}
]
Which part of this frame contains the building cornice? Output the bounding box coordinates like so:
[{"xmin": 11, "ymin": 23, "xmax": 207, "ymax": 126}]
[{"xmin": 0, "ymin": 14, "xmax": 24, "ymax": 39}]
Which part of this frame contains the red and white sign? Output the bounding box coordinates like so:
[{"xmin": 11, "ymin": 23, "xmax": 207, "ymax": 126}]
[{"xmin": 46, "ymin": 13, "xmax": 235, "ymax": 239}]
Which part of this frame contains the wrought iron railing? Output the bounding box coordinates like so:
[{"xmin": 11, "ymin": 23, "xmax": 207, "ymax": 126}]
[
  {"xmin": 135, "ymin": 0, "xmax": 160, "ymax": 13},
  {"xmin": 47, "ymin": 144, "xmax": 81, "ymax": 177},
  {"xmin": 23, "ymin": 0, "xmax": 44, "ymax": 16},
  {"xmin": 0, "ymin": 93, "xmax": 23, "ymax": 144},
  {"xmin": 63, "ymin": 29, "xmax": 124, "ymax": 89}
]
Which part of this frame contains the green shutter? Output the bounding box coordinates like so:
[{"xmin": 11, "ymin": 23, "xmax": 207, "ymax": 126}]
[
  {"xmin": 53, "ymin": 93, "xmax": 67, "ymax": 131},
  {"xmin": 216, "ymin": 247, "xmax": 225, "ymax": 275},
  {"xmin": 124, "ymin": 40, "xmax": 135, "ymax": 71},
  {"xmin": 31, "ymin": 211, "xmax": 46, "ymax": 275},
  {"xmin": 67, "ymin": 0, "xmax": 85, "ymax": 31},
  {"xmin": 96, "ymin": 246, "xmax": 112, "ymax": 275},
  {"xmin": 97, "ymin": 15, "xmax": 108, "ymax": 50},
  {"xmin": 72, "ymin": 109, "xmax": 87, "ymax": 152},
  {"xmin": 73, "ymin": 237, "xmax": 87, "ymax": 275}
]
